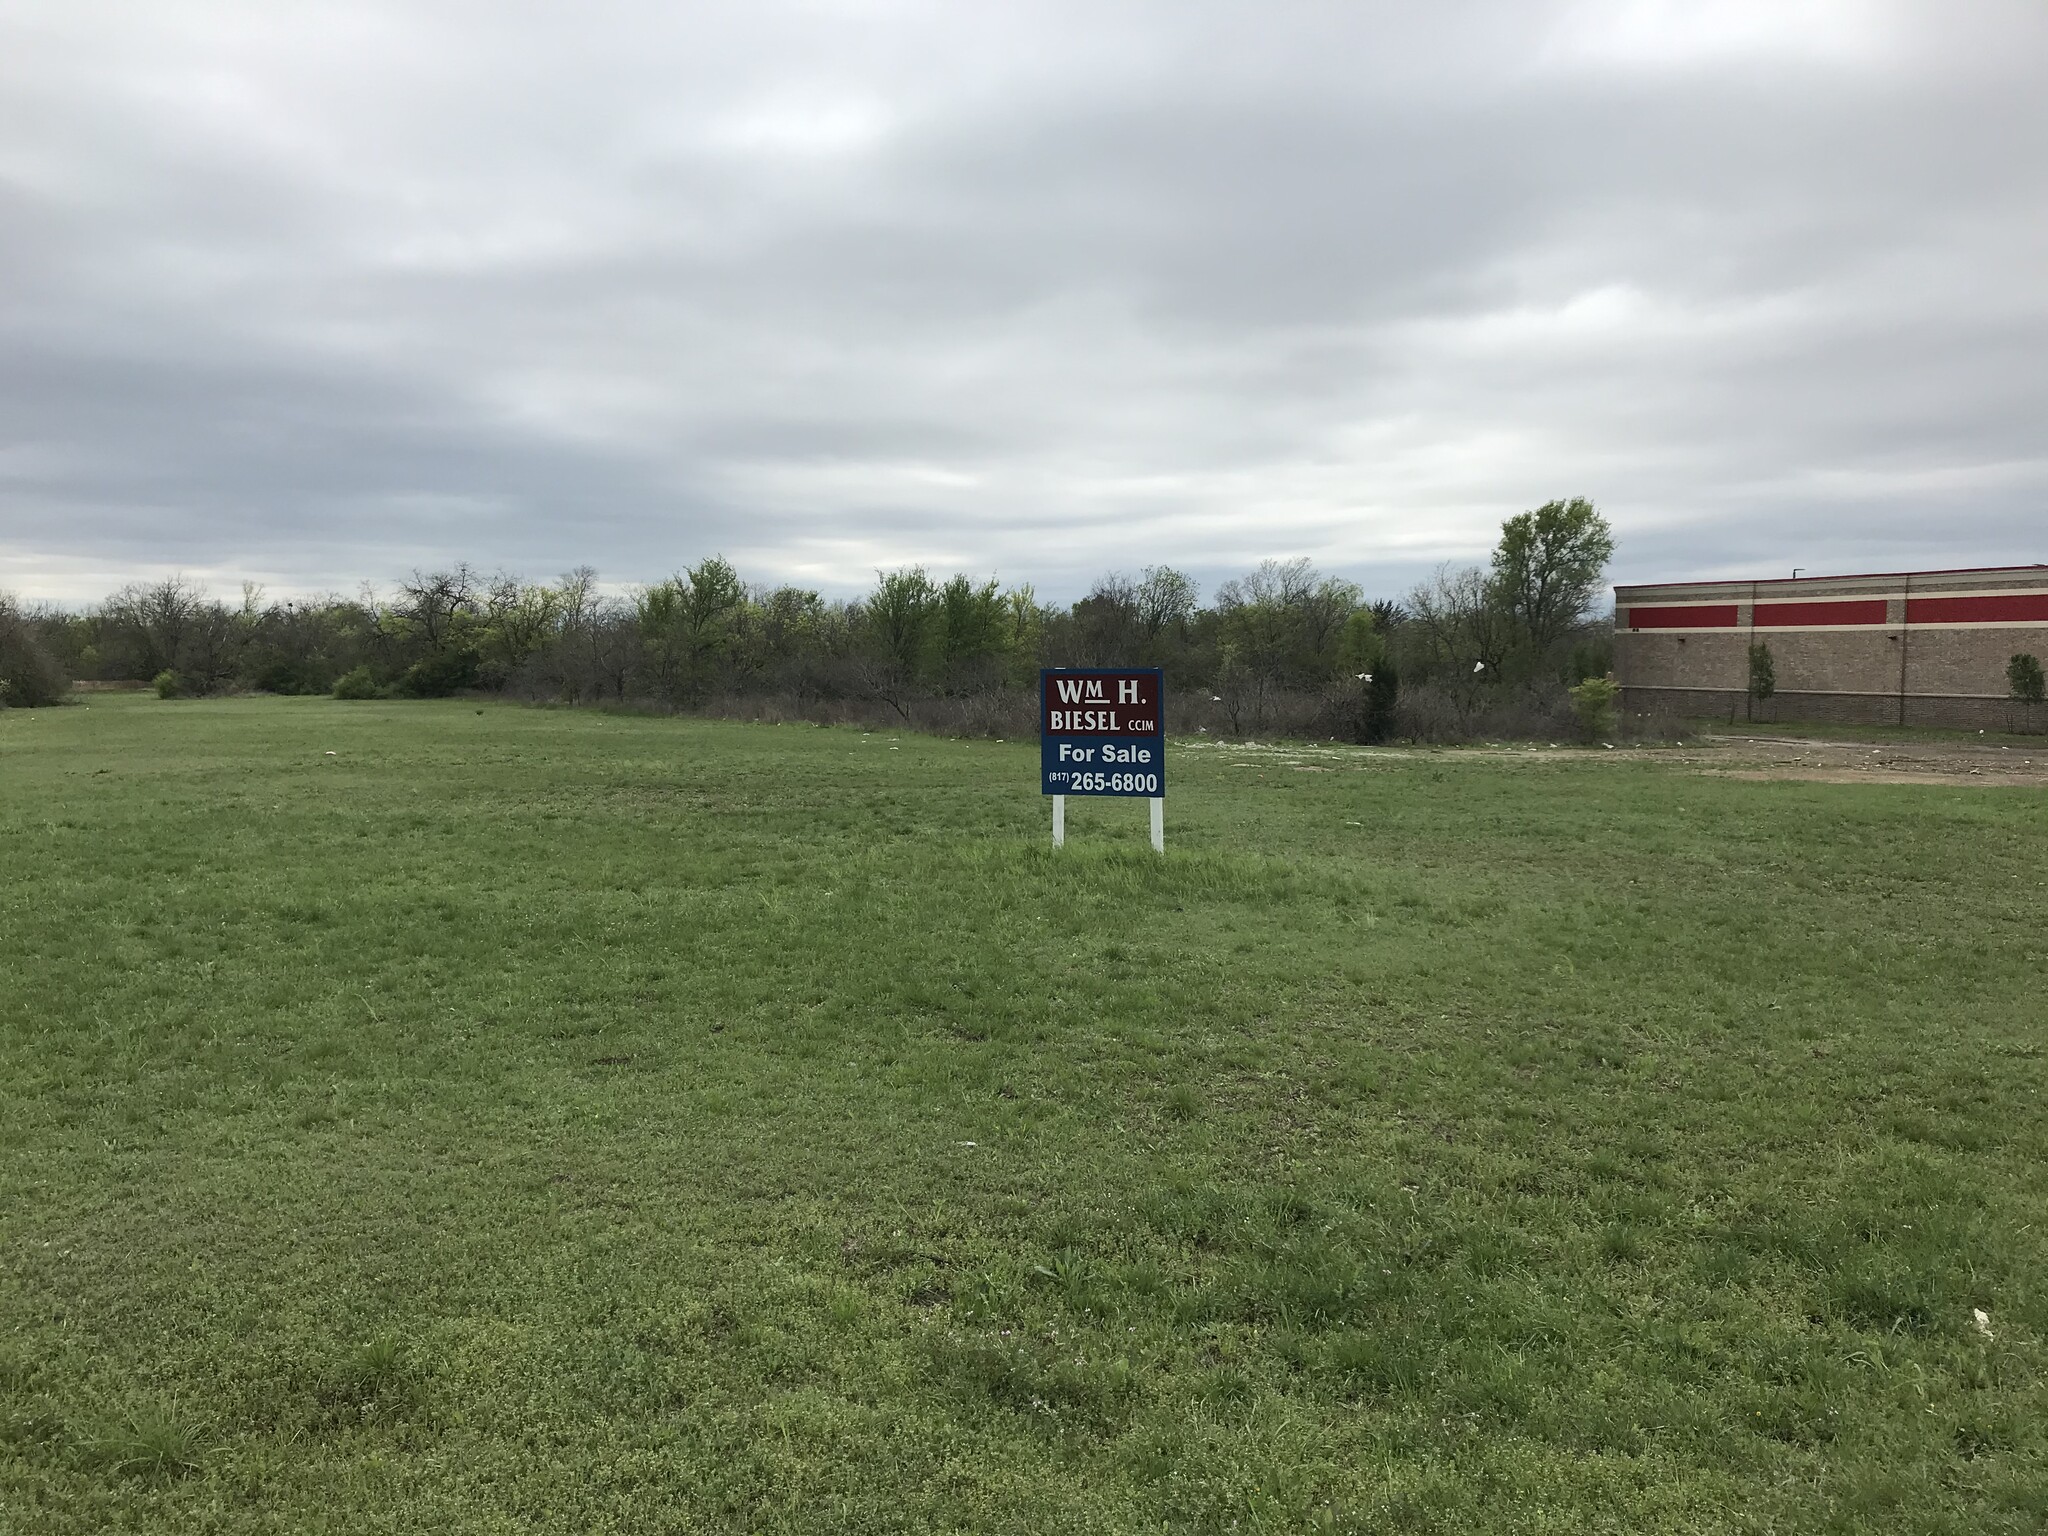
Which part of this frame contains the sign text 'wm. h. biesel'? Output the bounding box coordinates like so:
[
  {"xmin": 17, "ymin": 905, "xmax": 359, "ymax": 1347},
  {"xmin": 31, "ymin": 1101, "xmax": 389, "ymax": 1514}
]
[{"xmin": 1040, "ymin": 667, "xmax": 1165, "ymax": 800}]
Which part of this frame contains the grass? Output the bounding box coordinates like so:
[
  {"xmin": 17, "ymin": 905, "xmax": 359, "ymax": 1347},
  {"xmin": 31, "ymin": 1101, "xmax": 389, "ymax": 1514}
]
[
  {"xmin": 86, "ymin": 1404, "xmax": 206, "ymax": 1482},
  {"xmin": 1, "ymin": 693, "xmax": 2045, "ymax": 1533}
]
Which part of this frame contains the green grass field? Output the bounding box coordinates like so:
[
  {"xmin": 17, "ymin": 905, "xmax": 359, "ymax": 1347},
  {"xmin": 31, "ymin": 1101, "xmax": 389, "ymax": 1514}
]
[{"xmin": 3, "ymin": 697, "xmax": 2045, "ymax": 1533}]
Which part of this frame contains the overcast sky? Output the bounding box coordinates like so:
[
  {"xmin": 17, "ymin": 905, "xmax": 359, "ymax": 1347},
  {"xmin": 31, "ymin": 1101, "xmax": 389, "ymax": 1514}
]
[{"xmin": 2, "ymin": 0, "xmax": 2044, "ymax": 606}]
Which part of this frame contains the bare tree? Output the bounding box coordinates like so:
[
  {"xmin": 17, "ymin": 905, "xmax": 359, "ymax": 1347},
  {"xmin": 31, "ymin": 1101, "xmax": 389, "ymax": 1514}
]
[
  {"xmin": 1402, "ymin": 564, "xmax": 1519, "ymax": 709},
  {"xmin": 1073, "ymin": 572, "xmax": 1141, "ymax": 665},
  {"xmin": 395, "ymin": 565, "xmax": 480, "ymax": 652},
  {"xmin": 1213, "ymin": 558, "xmax": 1361, "ymax": 689},
  {"xmin": 549, "ymin": 567, "xmax": 629, "ymax": 700},
  {"xmin": 1135, "ymin": 566, "xmax": 1198, "ymax": 648},
  {"xmin": 106, "ymin": 575, "xmax": 209, "ymax": 677}
]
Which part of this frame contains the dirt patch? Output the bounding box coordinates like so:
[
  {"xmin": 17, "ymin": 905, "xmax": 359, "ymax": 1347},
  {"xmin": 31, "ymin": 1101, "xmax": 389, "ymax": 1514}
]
[
  {"xmin": 1192, "ymin": 732, "xmax": 2048, "ymax": 786},
  {"xmin": 1691, "ymin": 734, "xmax": 2048, "ymax": 787},
  {"xmin": 1715, "ymin": 767, "xmax": 2040, "ymax": 787}
]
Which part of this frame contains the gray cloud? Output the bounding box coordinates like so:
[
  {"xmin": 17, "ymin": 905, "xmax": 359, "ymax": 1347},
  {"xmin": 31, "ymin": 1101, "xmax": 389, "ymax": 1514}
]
[{"xmin": 2, "ymin": 0, "xmax": 2044, "ymax": 604}]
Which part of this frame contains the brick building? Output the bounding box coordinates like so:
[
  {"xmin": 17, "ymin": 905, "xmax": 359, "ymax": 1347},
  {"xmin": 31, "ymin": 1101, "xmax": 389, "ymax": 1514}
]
[{"xmin": 1613, "ymin": 565, "xmax": 2048, "ymax": 728}]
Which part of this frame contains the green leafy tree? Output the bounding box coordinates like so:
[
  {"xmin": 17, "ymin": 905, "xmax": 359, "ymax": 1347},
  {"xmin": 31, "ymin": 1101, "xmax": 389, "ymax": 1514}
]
[
  {"xmin": 478, "ymin": 576, "xmax": 563, "ymax": 689},
  {"xmin": 865, "ymin": 568, "xmax": 936, "ymax": 671},
  {"xmin": 1335, "ymin": 610, "xmax": 1382, "ymax": 678},
  {"xmin": 1334, "ymin": 610, "xmax": 1393, "ymax": 743},
  {"xmin": 1490, "ymin": 498, "xmax": 1616, "ymax": 665},
  {"xmin": 638, "ymin": 556, "xmax": 746, "ymax": 705},
  {"xmin": 634, "ymin": 581, "xmax": 689, "ymax": 704},
  {"xmin": 1000, "ymin": 586, "xmax": 1047, "ymax": 686},
  {"xmin": 742, "ymin": 585, "xmax": 830, "ymax": 695},
  {"xmin": 858, "ymin": 567, "xmax": 939, "ymax": 715},
  {"xmin": 932, "ymin": 574, "xmax": 1008, "ymax": 690},
  {"xmin": 1135, "ymin": 566, "xmax": 1198, "ymax": 663}
]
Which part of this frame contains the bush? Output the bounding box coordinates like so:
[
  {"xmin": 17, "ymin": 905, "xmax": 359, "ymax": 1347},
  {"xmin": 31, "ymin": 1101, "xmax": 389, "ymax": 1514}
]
[
  {"xmin": 1566, "ymin": 639, "xmax": 1613, "ymax": 685},
  {"xmin": 152, "ymin": 669, "xmax": 182, "ymax": 700},
  {"xmin": 1360, "ymin": 667, "xmax": 1399, "ymax": 744},
  {"xmin": 333, "ymin": 666, "xmax": 381, "ymax": 701},
  {"xmin": 1568, "ymin": 674, "xmax": 1620, "ymax": 740},
  {"xmin": 1393, "ymin": 682, "xmax": 1575, "ymax": 745},
  {"xmin": 252, "ymin": 658, "xmax": 331, "ymax": 696},
  {"xmin": 0, "ymin": 598, "xmax": 70, "ymax": 707},
  {"xmin": 393, "ymin": 647, "xmax": 480, "ymax": 699},
  {"xmin": 2009, "ymin": 653, "xmax": 2045, "ymax": 706}
]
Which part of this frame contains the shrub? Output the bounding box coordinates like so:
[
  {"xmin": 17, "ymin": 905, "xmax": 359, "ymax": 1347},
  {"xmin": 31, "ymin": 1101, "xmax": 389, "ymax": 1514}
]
[
  {"xmin": 1361, "ymin": 667, "xmax": 1400, "ymax": 744},
  {"xmin": 1746, "ymin": 642, "xmax": 1775, "ymax": 720},
  {"xmin": 152, "ymin": 669, "xmax": 182, "ymax": 700},
  {"xmin": 252, "ymin": 658, "xmax": 331, "ymax": 695},
  {"xmin": 1566, "ymin": 639, "xmax": 1612, "ymax": 685},
  {"xmin": 1568, "ymin": 673, "xmax": 1620, "ymax": 740},
  {"xmin": 333, "ymin": 666, "xmax": 381, "ymax": 701},
  {"xmin": 393, "ymin": 647, "xmax": 480, "ymax": 698},
  {"xmin": 1392, "ymin": 681, "xmax": 1575, "ymax": 744},
  {"xmin": 2009, "ymin": 653, "xmax": 2045, "ymax": 706},
  {"xmin": 0, "ymin": 598, "xmax": 69, "ymax": 707}
]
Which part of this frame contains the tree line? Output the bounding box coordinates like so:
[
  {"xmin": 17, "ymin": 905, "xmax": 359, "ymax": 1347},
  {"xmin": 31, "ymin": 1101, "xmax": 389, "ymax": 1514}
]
[{"xmin": 3, "ymin": 499, "xmax": 1619, "ymax": 740}]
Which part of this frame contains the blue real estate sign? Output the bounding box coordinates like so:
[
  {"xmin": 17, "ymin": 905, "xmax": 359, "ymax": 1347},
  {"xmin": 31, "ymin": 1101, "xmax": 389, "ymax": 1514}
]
[{"xmin": 1040, "ymin": 668, "xmax": 1165, "ymax": 797}]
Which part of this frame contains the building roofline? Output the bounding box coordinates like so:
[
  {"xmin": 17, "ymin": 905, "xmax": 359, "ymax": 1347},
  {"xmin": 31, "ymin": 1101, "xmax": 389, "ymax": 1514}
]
[{"xmin": 1616, "ymin": 563, "xmax": 2048, "ymax": 593}]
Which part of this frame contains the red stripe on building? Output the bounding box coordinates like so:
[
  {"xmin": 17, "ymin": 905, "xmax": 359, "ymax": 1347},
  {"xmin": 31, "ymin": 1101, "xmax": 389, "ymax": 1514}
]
[
  {"xmin": 1624, "ymin": 604, "xmax": 1738, "ymax": 629},
  {"xmin": 1752, "ymin": 599, "xmax": 1888, "ymax": 627},
  {"xmin": 1905, "ymin": 592, "xmax": 2048, "ymax": 625}
]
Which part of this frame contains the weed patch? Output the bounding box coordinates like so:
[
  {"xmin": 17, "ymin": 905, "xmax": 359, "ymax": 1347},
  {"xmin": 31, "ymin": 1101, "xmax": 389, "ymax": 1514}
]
[{"xmin": 87, "ymin": 1405, "xmax": 205, "ymax": 1482}]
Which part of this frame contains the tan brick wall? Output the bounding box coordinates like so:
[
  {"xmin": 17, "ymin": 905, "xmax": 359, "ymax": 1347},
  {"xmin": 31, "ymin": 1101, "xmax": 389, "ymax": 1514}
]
[
  {"xmin": 1770, "ymin": 628, "xmax": 1903, "ymax": 698},
  {"xmin": 1905, "ymin": 628, "xmax": 2045, "ymax": 698},
  {"xmin": 1612, "ymin": 565, "xmax": 2048, "ymax": 728},
  {"xmin": 1623, "ymin": 685, "xmax": 2048, "ymax": 732},
  {"xmin": 1617, "ymin": 631, "xmax": 1745, "ymax": 690}
]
